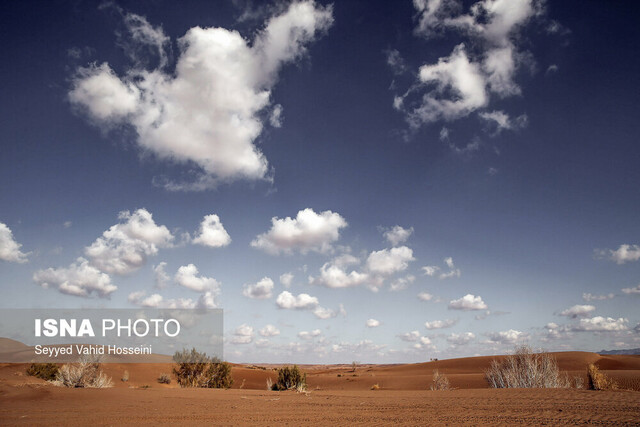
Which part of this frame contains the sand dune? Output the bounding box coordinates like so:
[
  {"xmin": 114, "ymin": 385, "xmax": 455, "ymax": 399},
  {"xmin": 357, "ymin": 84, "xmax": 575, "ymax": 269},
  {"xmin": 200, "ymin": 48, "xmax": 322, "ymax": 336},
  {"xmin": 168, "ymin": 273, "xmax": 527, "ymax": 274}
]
[{"xmin": 1, "ymin": 346, "xmax": 639, "ymax": 425}]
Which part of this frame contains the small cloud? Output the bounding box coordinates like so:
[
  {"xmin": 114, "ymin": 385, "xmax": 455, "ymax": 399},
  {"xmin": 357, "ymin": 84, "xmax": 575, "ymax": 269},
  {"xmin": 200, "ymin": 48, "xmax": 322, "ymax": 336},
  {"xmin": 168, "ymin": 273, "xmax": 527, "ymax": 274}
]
[
  {"xmin": 153, "ymin": 262, "xmax": 171, "ymax": 289},
  {"xmin": 546, "ymin": 64, "xmax": 558, "ymax": 75},
  {"xmin": 485, "ymin": 329, "xmax": 526, "ymax": 344},
  {"xmin": 424, "ymin": 319, "xmax": 458, "ymax": 330},
  {"xmin": 275, "ymin": 291, "xmax": 319, "ymax": 310},
  {"xmin": 251, "ymin": 208, "xmax": 347, "ymax": 255},
  {"xmin": 259, "ymin": 324, "xmax": 280, "ymax": 337},
  {"xmin": 34, "ymin": 257, "xmax": 116, "ymax": 298},
  {"xmin": 596, "ymin": 244, "xmax": 640, "ymax": 264},
  {"xmin": 175, "ymin": 264, "xmax": 221, "ymax": 293},
  {"xmin": 192, "ymin": 214, "xmax": 231, "ymax": 248},
  {"xmin": 381, "ymin": 225, "xmax": 414, "ymax": 246},
  {"xmin": 298, "ymin": 329, "xmax": 322, "ymax": 340},
  {"xmin": 389, "ymin": 275, "xmax": 415, "ymax": 292},
  {"xmin": 398, "ymin": 331, "xmax": 421, "ymax": 342},
  {"xmin": 232, "ymin": 324, "xmax": 254, "ymax": 344},
  {"xmin": 366, "ymin": 246, "xmax": 415, "ymax": 275},
  {"xmin": 622, "ymin": 284, "xmax": 640, "ymax": 295},
  {"xmin": 570, "ymin": 316, "xmax": 628, "ymax": 332},
  {"xmin": 582, "ymin": 292, "xmax": 615, "ymax": 301},
  {"xmin": 449, "ymin": 294, "xmax": 488, "ymax": 311},
  {"xmin": 366, "ymin": 318, "xmax": 381, "ymax": 328},
  {"xmin": 488, "ymin": 167, "xmax": 498, "ymax": 176},
  {"xmin": 417, "ymin": 292, "xmax": 435, "ymax": 302},
  {"xmin": 447, "ymin": 332, "xmax": 475, "ymax": 346},
  {"xmin": 279, "ymin": 272, "xmax": 294, "ymax": 288},
  {"xmin": 63, "ymin": 221, "xmax": 73, "ymax": 228},
  {"xmin": 0, "ymin": 222, "xmax": 30, "ymax": 263},
  {"xmin": 242, "ymin": 277, "xmax": 274, "ymax": 299},
  {"xmin": 269, "ymin": 104, "xmax": 283, "ymax": 128},
  {"xmin": 558, "ymin": 304, "xmax": 596, "ymax": 319}
]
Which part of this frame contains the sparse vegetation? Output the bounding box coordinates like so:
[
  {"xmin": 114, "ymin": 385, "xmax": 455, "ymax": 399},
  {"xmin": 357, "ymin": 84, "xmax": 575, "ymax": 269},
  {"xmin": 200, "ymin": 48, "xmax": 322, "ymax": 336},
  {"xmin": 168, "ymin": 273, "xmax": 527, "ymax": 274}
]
[
  {"xmin": 351, "ymin": 361, "xmax": 359, "ymax": 372},
  {"xmin": 574, "ymin": 376, "xmax": 584, "ymax": 389},
  {"xmin": 587, "ymin": 364, "xmax": 617, "ymax": 390},
  {"xmin": 51, "ymin": 355, "xmax": 113, "ymax": 388},
  {"xmin": 26, "ymin": 363, "xmax": 59, "ymax": 381},
  {"xmin": 371, "ymin": 383, "xmax": 380, "ymax": 390},
  {"xmin": 430, "ymin": 369, "xmax": 450, "ymax": 390},
  {"xmin": 271, "ymin": 365, "xmax": 306, "ymax": 391},
  {"xmin": 121, "ymin": 370, "xmax": 129, "ymax": 382},
  {"xmin": 172, "ymin": 348, "xmax": 233, "ymax": 388},
  {"xmin": 485, "ymin": 345, "xmax": 570, "ymax": 388},
  {"xmin": 266, "ymin": 377, "xmax": 273, "ymax": 390},
  {"xmin": 157, "ymin": 373, "xmax": 171, "ymax": 384}
]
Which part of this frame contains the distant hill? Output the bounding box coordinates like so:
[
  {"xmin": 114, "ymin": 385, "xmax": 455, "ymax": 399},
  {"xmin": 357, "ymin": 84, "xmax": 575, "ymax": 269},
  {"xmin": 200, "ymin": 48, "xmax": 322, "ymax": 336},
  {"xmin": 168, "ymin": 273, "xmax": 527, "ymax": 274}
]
[{"xmin": 599, "ymin": 348, "xmax": 640, "ymax": 355}]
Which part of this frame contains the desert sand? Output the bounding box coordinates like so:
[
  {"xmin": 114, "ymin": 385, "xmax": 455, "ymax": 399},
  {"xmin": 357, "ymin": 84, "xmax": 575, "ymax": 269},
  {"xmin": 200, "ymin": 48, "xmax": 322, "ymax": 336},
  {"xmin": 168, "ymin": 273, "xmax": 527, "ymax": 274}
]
[{"xmin": 1, "ymin": 347, "xmax": 639, "ymax": 425}]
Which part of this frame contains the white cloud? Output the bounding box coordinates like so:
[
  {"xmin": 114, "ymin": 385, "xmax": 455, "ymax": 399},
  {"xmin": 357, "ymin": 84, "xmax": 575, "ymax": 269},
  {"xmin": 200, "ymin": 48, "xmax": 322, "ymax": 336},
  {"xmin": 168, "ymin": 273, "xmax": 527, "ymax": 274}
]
[
  {"xmin": 128, "ymin": 290, "xmax": 217, "ymax": 309},
  {"xmin": 312, "ymin": 257, "xmax": 369, "ymax": 289},
  {"xmin": 406, "ymin": 44, "xmax": 488, "ymax": 124},
  {"xmin": 622, "ymin": 284, "xmax": 640, "ymax": 295},
  {"xmin": 259, "ymin": 324, "xmax": 280, "ymax": 337},
  {"xmin": 424, "ymin": 319, "xmax": 458, "ymax": 330},
  {"xmin": 398, "ymin": 330, "xmax": 421, "ymax": 342},
  {"xmin": 313, "ymin": 306, "xmax": 338, "ymax": 320},
  {"xmin": 366, "ymin": 246, "xmax": 415, "ymax": 275},
  {"xmin": 600, "ymin": 244, "xmax": 640, "ymax": 264},
  {"xmin": 84, "ymin": 208, "xmax": 174, "ymax": 275},
  {"xmin": 398, "ymin": 0, "xmax": 541, "ymax": 128},
  {"xmin": 63, "ymin": 221, "xmax": 73, "ymax": 228},
  {"xmin": 33, "ymin": 257, "xmax": 117, "ymax": 298},
  {"xmin": 0, "ymin": 222, "xmax": 30, "ymax": 263},
  {"xmin": 366, "ymin": 318, "xmax": 381, "ymax": 328},
  {"xmin": 279, "ymin": 272, "xmax": 294, "ymax": 288},
  {"xmin": 298, "ymin": 329, "xmax": 322, "ymax": 340},
  {"xmin": 572, "ymin": 316, "xmax": 628, "ymax": 332},
  {"xmin": 269, "ymin": 104, "xmax": 283, "ymax": 128},
  {"xmin": 423, "ymin": 257, "xmax": 460, "ymax": 279},
  {"xmin": 417, "ymin": 292, "xmax": 435, "ymax": 301},
  {"xmin": 558, "ymin": 304, "xmax": 596, "ymax": 319},
  {"xmin": 69, "ymin": 2, "xmax": 333, "ymax": 190},
  {"xmin": 175, "ymin": 264, "xmax": 221, "ymax": 293},
  {"xmin": 251, "ymin": 208, "xmax": 347, "ymax": 255},
  {"xmin": 447, "ymin": 332, "xmax": 475, "ymax": 346},
  {"xmin": 275, "ymin": 291, "xmax": 319, "ymax": 310},
  {"xmin": 422, "ymin": 266, "xmax": 440, "ymax": 276},
  {"xmin": 479, "ymin": 110, "xmax": 527, "ymax": 135},
  {"xmin": 486, "ymin": 329, "xmax": 525, "ymax": 344},
  {"xmin": 232, "ymin": 324, "xmax": 254, "ymax": 344},
  {"xmin": 153, "ymin": 262, "xmax": 171, "ymax": 289},
  {"xmin": 449, "ymin": 294, "xmax": 488, "ymax": 311},
  {"xmin": 242, "ymin": 277, "xmax": 274, "ymax": 299},
  {"xmin": 382, "ymin": 225, "xmax": 414, "ymax": 246},
  {"xmin": 389, "ymin": 275, "xmax": 415, "ymax": 292},
  {"xmin": 582, "ymin": 293, "xmax": 615, "ymax": 302},
  {"xmin": 192, "ymin": 214, "xmax": 231, "ymax": 248}
]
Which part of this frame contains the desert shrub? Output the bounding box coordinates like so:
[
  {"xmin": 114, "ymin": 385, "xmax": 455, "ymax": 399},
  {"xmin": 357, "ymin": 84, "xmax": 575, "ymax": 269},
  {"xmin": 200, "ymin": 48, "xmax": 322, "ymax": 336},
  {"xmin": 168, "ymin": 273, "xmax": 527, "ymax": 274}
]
[
  {"xmin": 430, "ymin": 370, "xmax": 450, "ymax": 390},
  {"xmin": 371, "ymin": 383, "xmax": 380, "ymax": 390},
  {"xmin": 157, "ymin": 373, "xmax": 171, "ymax": 384},
  {"xmin": 266, "ymin": 377, "xmax": 273, "ymax": 390},
  {"xmin": 121, "ymin": 370, "xmax": 129, "ymax": 382},
  {"xmin": 172, "ymin": 348, "xmax": 233, "ymax": 389},
  {"xmin": 51, "ymin": 356, "xmax": 113, "ymax": 388},
  {"xmin": 574, "ymin": 376, "xmax": 584, "ymax": 389},
  {"xmin": 485, "ymin": 345, "xmax": 569, "ymax": 388},
  {"xmin": 271, "ymin": 365, "xmax": 306, "ymax": 391},
  {"xmin": 587, "ymin": 364, "xmax": 617, "ymax": 390},
  {"xmin": 26, "ymin": 363, "xmax": 59, "ymax": 381}
]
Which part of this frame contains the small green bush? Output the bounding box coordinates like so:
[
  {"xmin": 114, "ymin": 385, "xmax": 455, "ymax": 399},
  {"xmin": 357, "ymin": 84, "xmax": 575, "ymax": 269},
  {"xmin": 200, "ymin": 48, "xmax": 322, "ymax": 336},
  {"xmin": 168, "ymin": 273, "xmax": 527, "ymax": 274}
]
[
  {"xmin": 26, "ymin": 363, "xmax": 59, "ymax": 381},
  {"xmin": 272, "ymin": 365, "xmax": 306, "ymax": 391},
  {"xmin": 172, "ymin": 348, "xmax": 233, "ymax": 388}
]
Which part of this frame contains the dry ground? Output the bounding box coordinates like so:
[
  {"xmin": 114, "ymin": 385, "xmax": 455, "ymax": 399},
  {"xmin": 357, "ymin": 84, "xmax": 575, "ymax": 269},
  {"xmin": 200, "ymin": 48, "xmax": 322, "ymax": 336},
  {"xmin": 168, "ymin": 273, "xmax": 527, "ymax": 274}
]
[{"xmin": 1, "ymin": 347, "xmax": 639, "ymax": 426}]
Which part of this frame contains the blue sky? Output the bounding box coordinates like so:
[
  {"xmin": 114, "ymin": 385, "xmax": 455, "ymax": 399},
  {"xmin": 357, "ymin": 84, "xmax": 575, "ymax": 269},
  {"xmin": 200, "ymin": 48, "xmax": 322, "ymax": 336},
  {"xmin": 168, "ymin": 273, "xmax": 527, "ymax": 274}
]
[{"xmin": 1, "ymin": 0, "xmax": 639, "ymax": 363}]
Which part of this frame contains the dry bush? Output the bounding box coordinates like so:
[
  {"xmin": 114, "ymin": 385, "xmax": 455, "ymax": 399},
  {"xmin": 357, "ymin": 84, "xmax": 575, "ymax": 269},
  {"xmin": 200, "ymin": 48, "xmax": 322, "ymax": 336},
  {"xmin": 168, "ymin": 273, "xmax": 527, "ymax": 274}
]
[
  {"xmin": 430, "ymin": 370, "xmax": 450, "ymax": 390},
  {"xmin": 26, "ymin": 363, "xmax": 59, "ymax": 381},
  {"xmin": 587, "ymin": 364, "xmax": 617, "ymax": 390},
  {"xmin": 173, "ymin": 348, "xmax": 233, "ymax": 389},
  {"xmin": 157, "ymin": 373, "xmax": 171, "ymax": 384},
  {"xmin": 485, "ymin": 345, "xmax": 570, "ymax": 388},
  {"xmin": 371, "ymin": 383, "xmax": 380, "ymax": 390},
  {"xmin": 51, "ymin": 355, "xmax": 113, "ymax": 388},
  {"xmin": 121, "ymin": 370, "xmax": 129, "ymax": 382},
  {"xmin": 266, "ymin": 377, "xmax": 273, "ymax": 390},
  {"xmin": 272, "ymin": 365, "xmax": 306, "ymax": 391},
  {"xmin": 574, "ymin": 376, "xmax": 584, "ymax": 389}
]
